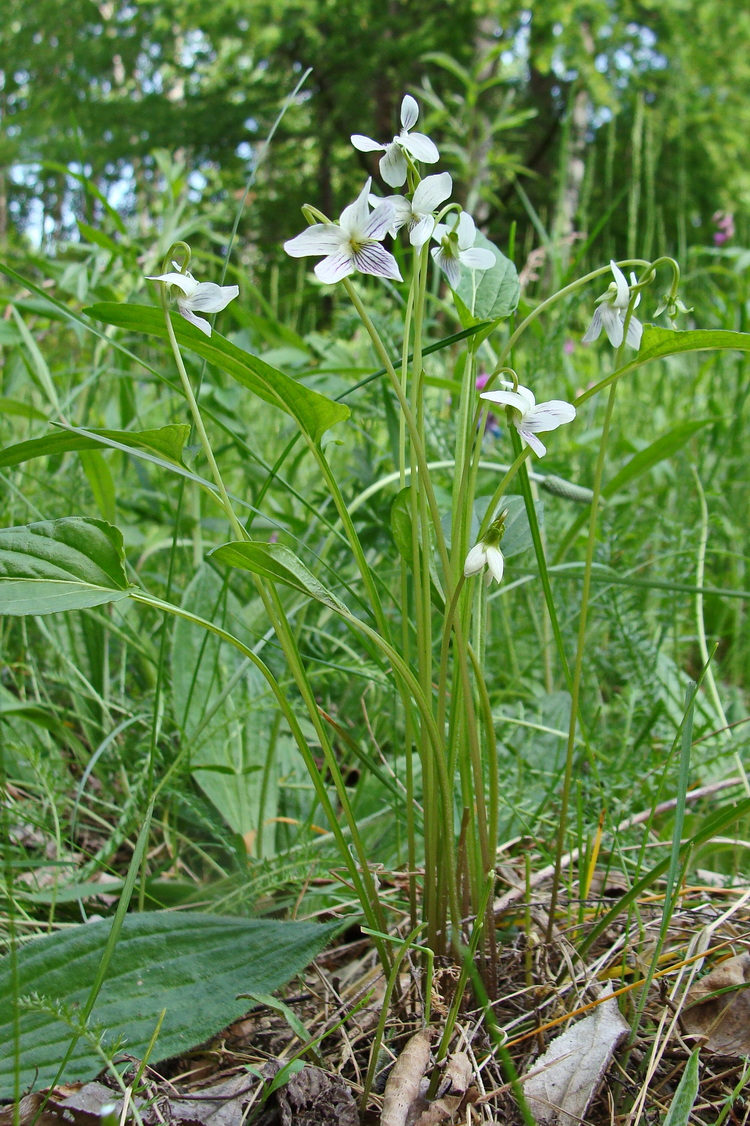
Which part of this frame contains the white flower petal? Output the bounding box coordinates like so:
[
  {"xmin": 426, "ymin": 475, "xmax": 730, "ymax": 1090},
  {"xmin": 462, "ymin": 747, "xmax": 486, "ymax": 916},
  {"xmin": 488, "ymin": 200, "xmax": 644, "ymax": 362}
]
[
  {"xmin": 314, "ymin": 250, "xmax": 356, "ymax": 285},
  {"xmin": 459, "ymin": 247, "xmax": 495, "ymax": 272},
  {"xmin": 629, "ymin": 273, "xmax": 642, "ymax": 309},
  {"xmin": 464, "ymin": 543, "xmax": 487, "ymax": 577},
  {"xmin": 284, "ymin": 225, "xmax": 346, "ymax": 257},
  {"xmin": 609, "ymin": 261, "xmax": 630, "ymax": 308},
  {"xmin": 351, "ymin": 134, "xmax": 385, "ymax": 153},
  {"xmin": 431, "ymin": 222, "xmax": 449, "ymax": 244},
  {"xmin": 177, "ymin": 306, "xmax": 212, "ymax": 336},
  {"xmin": 147, "ymin": 271, "xmax": 200, "ymax": 297},
  {"xmin": 184, "ymin": 282, "xmax": 240, "ymax": 313},
  {"xmin": 625, "ymin": 314, "xmax": 643, "ymax": 349},
  {"xmin": 519, "ymin": 428, "xmax": 547, "ymax": 457},
  {"xmin": 485, "ymin": 545, "xmax": 505, "ymax": 584},
  {"xmin": 433, "ymin": 248, "xmax": 460, "ymax": 288},
  {"xmin": 400, "ymin": 94, "xmax": 419, "ymax": 131},
  {"xmin": 412, "ymin": 172, "xmax": 453, "ymax": 216},
  {"xmin": 480, "ymin": 388, "xmax": 530, "ymax": 413},
  {"xmin": 524, "ymin": 401, "xmax": 577, "ymax": 433},
  {"xmin": 362, "ymin": 200, "xmax": 395, "ymax": 241},
  {"xmin": 340, "ymin": 179, "xmax": 373, "ymax": 235},
  {"xmin": 456, "ymin": 211, "xmax": 477, "ymax": 249},
  {"xmin": 352, "ymin": 243, "xmax": 403, "ymax": 281},
  {"xmin": 400, "ymin": 132, "xmax": 440, "ymax": 164},
  {"xmin": 409, "ymin": 214, "xmax": 435, "ymax": 248},
  {"xmin": 379, "ymin": 143, "xmax": 408, "ymax": 188},
  {"xmin": 379, "ymin": 195, "xmax": 412, "ymax": 232},
  {"xmin": 582, "ymin": 305, "xmax": 603, "ymax": 344},
  {"xmin": 600, "ymin": 304, "xmax": 624, "ymax": 348}
]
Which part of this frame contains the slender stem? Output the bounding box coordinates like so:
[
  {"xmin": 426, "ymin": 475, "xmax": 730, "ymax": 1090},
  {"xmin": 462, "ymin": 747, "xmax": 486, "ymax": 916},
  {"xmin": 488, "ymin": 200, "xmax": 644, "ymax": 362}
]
[
  {"xmin": 545, "ymin": 341, "xmax": 624, "ymax": 941},
  {"xmin": 160, "ymin": 296, "xmax": 245, "ymax": 542}
]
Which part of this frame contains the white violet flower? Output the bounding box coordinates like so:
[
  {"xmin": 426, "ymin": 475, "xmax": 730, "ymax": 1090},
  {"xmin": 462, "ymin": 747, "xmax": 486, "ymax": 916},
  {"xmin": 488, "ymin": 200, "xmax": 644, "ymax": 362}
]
[
  {"xmin": 351, "ymin": 94, "xmax": 439, "ymax": 188},
  {"xmin": 284, "ymin": 178, "xmax": 402, "ymax": 285},
  {"xmin": 431, "ymin": 211, "xmax": 495, "ymax": 288},
  {"xmin": 376, "ymin": 172, "xmax": 453, "ymax": 249},
  {"xmin": 146, "ymin": 269, "xmax": 239, "ymax": 337},
  {"xmin": 582, "ymin": 261, "xmax": 642, "ymax": 349},
  {"xmin": 464, "ymin": 508, "xmax": 509, "ymax": 586},
  {"xmin": 464, "ymin": 540, "xmax": 505, "ymax": 586},
  {"xmin": 480, "ymin": 381, "xmax": 576, "ymax": 458}
]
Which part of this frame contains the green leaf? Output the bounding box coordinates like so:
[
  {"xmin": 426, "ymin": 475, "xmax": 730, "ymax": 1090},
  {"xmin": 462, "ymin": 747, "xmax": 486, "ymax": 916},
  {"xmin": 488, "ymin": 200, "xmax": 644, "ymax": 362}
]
[
  {"xmin": 79, "ymin": 450, "xmax": 117, "ymax": 524},
  {"xmin": 662, "ymin": 1049, "xmax": 700, "ymax": 1126},
  {"xmin": 603, "ymin": 419, "xmax": 714, "ymax": 498},
  {"xmin": 638, "ymin": 325, "xmax": 750, "ymax": 362},
  {"xmin": 85, "ymin": 303, "xmax": 350, "ymax": 442},
  {"xmin": 211, "ymin": 541, "xmax": 348, "ymax": 613},
  {"xmin": 10, "ymin": 305, "xmax": 61, "ymax": 414},
  {"xmin": 0, "ymin": 397, "xmax": 47, "ymax": 421},
  {"xmin": 454, "ymin": 232, "xmax": 520, "ymax": 322},
  {"xmin": 0, "ymin": 910, "xmax": 340, "ymax": 1095},
  {"xmin": 0, "ymin": 518, "xmax": 132, "ymax": 614},
  {"xmin": 172, "ymin": 566, "xmax": 279, "ymax": 844},
  {"xmin": 390, "ymin": 488, "xmax": 416, "ymax": 567},
  {"xmin": 0, "ymin": 424, "xmax": 191, "ymax": 470}
]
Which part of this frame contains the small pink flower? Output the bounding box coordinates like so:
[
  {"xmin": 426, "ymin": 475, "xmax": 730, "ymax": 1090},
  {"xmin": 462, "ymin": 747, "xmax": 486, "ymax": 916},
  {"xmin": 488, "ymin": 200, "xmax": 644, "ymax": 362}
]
[{"xmin": 712, "ymin": 210, "xmax": 734, "ymax": 246}]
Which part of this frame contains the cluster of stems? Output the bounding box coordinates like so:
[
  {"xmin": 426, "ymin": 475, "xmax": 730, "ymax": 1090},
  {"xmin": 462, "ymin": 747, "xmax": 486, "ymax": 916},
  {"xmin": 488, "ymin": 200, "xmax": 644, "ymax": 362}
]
[{"xmin": 153, "ymin": 238, "xmax": 682, "ymax": 981}]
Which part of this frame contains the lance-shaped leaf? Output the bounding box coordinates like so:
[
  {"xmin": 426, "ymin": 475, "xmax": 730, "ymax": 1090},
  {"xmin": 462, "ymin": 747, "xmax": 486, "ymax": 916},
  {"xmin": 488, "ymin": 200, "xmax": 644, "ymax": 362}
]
[
  {"xmin": 0, "ymin": 424, "xmax": 191, "ymax": 469},
  {"xmin": 638, "ymin": 325, "xmax": 750, "ymax": 361},
  {"xmin": 0, "ymin": 518, "xmax": 132, "ymax": 614},
  {"xmin": 211, "ymin": 541, "xmax": 348, "ymax": 613},
  {"xmin": 86, "ymin": 303, "xmax": 350, "ymax": 442},
  {"xmin": 0, "ymin": 910, "xmax": 340, "ymax": 1095}
]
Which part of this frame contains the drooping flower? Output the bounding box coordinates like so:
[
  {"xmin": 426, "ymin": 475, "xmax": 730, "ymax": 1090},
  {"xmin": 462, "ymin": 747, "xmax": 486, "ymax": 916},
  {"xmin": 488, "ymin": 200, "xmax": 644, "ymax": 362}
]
[
  {"xmin": 376, "ymin": 172, "xmax": 453, "ymax": 249},
  {"xmin": 351, "ymin": 95, "xmax": 439, "ymax": 188},
  {"xmin": 464, "ymin": 540, "xmax": 505, "ymax": 586},
  {"xmin": 284, "ymin": 179, "xmax": 402, "ymax": 285},
  {"xmin": 146, "ymin": 269, "xmax": 239, "ymax": 336},
  {"xmin": 464, "ymin": 507, "xmax": 508, "ymax": 586},
  {"xmin": 582, "ymin": 261, "xmax": 642, "ymax": 349},
  {"xmin": 480, "ymin": 381, "xmax": 576, "ymax": 458},
  {"xmin": 654, "ymin": 292, "xmax": 692, "ymax": 326},
  {"xmin": 430, "ymin": 211, "xmax": 495, "ymax": 288}
]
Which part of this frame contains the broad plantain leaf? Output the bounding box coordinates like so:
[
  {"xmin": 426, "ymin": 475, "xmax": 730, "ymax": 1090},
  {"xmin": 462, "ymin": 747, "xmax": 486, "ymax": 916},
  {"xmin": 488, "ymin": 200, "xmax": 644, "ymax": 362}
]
[
  {"xmin": 85, "ymin": 303, "xmax": 350, "ymax": 441},
  {"xmin": 0, "ymin": 424, "xmax": 191, "ymax": 469},
  {"xmin": 0, "ymin": 910, "xmax": 340, "ymax": 1095},
  {"xmin": 0, "ymin": 518, "xmax": 132, "ymax": 614},
  {"xmin": 211, "ymin": 541, "xmax": 348, "ymax": 612}
]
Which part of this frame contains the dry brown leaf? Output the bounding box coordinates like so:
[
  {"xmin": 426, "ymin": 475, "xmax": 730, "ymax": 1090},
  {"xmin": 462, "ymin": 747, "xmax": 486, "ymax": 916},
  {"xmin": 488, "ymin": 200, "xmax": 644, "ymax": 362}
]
[
  {"xmin": 681, "ymin": 951, "xmax": 750, "ymax": 1055},
  {"xmin": 0, "ymin": 1093, "xmax": 67, "ymax": 1126},
  {"xmin": 58, "ymin": 1082, "xmax": 130, "ymax": 1126},
  {"xmin": 524, "ymin": 989, "xmax": 629, "ymax": 1126},
  {"xmin": 380, "ymin": 1029, "xmax": 433, "ymax": 1126},
  {"xmin": 165, "ymin": 1071, "xmax": 257, "ymax": 1126},
  {"xmin": 275, "ymin": 1065, "xmax": 358, "ymax": 1126},
  {"xmin": 412, "ymin": 1050, "xmax": 474, "ymax": 1126}
]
